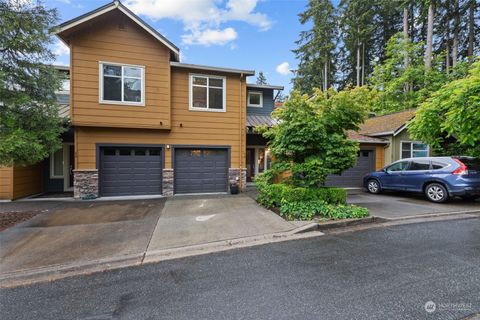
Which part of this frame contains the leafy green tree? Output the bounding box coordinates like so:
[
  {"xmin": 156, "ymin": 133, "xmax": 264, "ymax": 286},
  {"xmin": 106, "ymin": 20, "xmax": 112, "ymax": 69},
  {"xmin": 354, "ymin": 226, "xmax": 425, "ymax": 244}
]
[
  {"xmin": 256, "ymin": 71, "xmax": 267, "ymax": 85},
  {"xmin": 408, "ymin": 59, "xmax": 480, "ymax": 157},
  {"xmin": 0, "ymin": 0, "xmax": 65, "ymax": 166},
  {"xmin": 292, "ymin": 0, "xmax": 337, "ymax": 94},
  {"xmin": 262, "ymin": 87, "xmax": 373, "ymax": 187}
]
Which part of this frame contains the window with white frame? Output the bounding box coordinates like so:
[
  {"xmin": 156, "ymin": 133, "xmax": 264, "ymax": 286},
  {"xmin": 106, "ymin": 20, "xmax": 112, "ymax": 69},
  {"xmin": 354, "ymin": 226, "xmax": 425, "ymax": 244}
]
[
  {"xmin": 247, "ymin": 91, "xmax": 263, "ymax": 108},
  {"xmin": 50, "ymin": 148, "xmax": 64, "ymax": 179},
  {"xmin": 401, "ymin": 141, "xmax": 429, "ymax": 159},
  {"xmin": 189, "ymin": 74, "xmax": 225, "ymax": 111},
  {"xmin": 100, "ymin": 62, "xmax": 144, "ymax": 105}
]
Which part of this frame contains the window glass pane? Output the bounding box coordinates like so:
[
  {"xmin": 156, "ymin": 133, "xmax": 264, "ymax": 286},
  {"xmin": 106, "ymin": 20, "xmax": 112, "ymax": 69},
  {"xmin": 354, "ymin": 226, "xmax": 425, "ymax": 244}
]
[
  {"xmin": 103, "ymin": 65, "xmax": 121, "ymax": 76},
  {"xmin": 53, "ymin": 149, "xmax": 63, "ymax": 176},
  {"xmin": 134, "ymin": 149, "xmax": 146, "ymax": 156},
  {"xmin": 61, "ymin": 79, "xmax": 70, "ymax": 91},
  {"xmin": 103, "ymin": 148, "xmax": 116, "ymax": 156},
  {"xmin": 258, "ymin": 148, "xmax": 265, "ymax": 173},
  {"xmin": 387, "ymin": 161, "xmax": 409, "ymax": 172},
  {"xmin": 149, "ymin": 149, "xmax": 161, "ymax": 156},
  {"xmin": 124, "ymin": 78, "xmax": 142, "ymax": 102},
  {"xmin": 409, "ymin": 160, "xmax": 430, "ymax": 170},
  {"xmin": 103, "ymin": 77, "xmax": 121, "ymax": 101},
  {"xmin": 209, "ymin": 78, "xmax": 223, "ymax": 87},
  {"xmin": 401, "ymin": 151, "xmax": 411, "ymax": 159},
  {"xmin": 401, "ymin": 142, "xmax": 411, "ymax": 151},
  {"xmin": 413, "ymin": 143, "xmax": 428, "ymax": 151},
  {"xmin": 458, "ymin": 158, "xmax": 480, "ymax": 171},
  {"xmin": 249, "ymin": 93, "xmax": 261, "ymax": 105},
  {"xmin": 192, "ymin": 86, "xmax": 207, "ymax": 108},
  {"xmin": 432, "ymin": 161, "xmax": 448, "ymax": 170},
  {"xmin": 266, "ymin": 149, "xmax": 271, "ymax": 169},
  {"xmin": 124, "ymin": 67, "xmax": 141, "ymax": 78},
  {"xmin": 412, "ymin": 150, "xmax": 428, "ymax": 157},
  {"xmin": 209, "ymin": 87, "xmax": 223, "ymax": 109},
  {"xmin": 193, "ymin": 77, "xmax": 207, "ymax": 85},
  {"xmin": 119, "ymin": 149, "xmax": 131, "ymax": 156}
]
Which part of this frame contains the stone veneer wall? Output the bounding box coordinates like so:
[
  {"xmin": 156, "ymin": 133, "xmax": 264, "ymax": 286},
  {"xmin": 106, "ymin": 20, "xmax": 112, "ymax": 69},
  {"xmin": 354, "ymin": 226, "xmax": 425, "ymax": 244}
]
[
  {"xmin": 73, "ymin": 169, "xmax": 98, "ymax": 199},
  {"xmin": 228, "ymin": 168, "xmax": 247, "ymax": 192},
  {"xmin": 162, "ymin": 168, "xmax": 174, "ymax": 196}
]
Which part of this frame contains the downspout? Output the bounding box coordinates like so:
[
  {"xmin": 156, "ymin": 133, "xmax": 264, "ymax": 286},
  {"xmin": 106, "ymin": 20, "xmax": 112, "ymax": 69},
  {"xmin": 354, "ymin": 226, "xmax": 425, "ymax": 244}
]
[{"xmin": 239, "ymin": 73, "xmax": 243, "ymax": 191}]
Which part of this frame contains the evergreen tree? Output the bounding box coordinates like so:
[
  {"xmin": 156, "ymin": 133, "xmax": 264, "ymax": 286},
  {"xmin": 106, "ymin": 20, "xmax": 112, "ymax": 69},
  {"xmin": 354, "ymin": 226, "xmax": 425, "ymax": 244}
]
[
  {"xmin": 256, "ymin": 71, "xmax": 267, "ymax": 85},
  {"xmin": 292, "ymin": 0, "xmax": 337, "ymax": 94},
  {"xmin": 0, "ymin": 0, "xmax": 66, "ymax": 166}
]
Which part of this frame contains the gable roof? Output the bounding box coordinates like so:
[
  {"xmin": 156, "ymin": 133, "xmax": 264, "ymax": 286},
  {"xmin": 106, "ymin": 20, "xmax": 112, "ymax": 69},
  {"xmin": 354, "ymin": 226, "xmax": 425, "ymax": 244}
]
[
  {"xmin": 347, "ymin": 131, "xmax": 388, "ymax": 144},
  {"xmin": 359, "ymin": 109, "xmax": 416, "ymax": 136},
  {"xmin": 53, "ymin": 1, "xmax": 180, "ymax": 61}
]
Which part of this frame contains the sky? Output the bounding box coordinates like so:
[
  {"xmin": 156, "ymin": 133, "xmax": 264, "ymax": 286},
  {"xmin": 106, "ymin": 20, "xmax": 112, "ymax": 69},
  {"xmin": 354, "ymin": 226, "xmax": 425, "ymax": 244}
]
[{"xmin": 47, "ymin": 0, "xmax": 313, "ymax": 93}]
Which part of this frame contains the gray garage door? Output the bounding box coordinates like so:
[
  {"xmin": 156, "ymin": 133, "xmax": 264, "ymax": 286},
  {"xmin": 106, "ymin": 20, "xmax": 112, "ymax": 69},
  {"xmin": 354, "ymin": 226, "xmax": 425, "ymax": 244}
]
[
  {"xmin": 174, "ymin": 148, "xmax": 228, "ymax": 194},
  {"xmin": 99, "ymin": 147, "xmax": 162, "ymax": 196},
  {"xmin": 325, "ymin": 150, "xmax": 375, "ymax": 187}
]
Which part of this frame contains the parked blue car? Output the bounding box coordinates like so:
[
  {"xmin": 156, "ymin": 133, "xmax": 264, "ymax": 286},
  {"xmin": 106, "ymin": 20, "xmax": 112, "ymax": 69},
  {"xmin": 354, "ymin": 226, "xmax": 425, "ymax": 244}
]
[{"xmin": 363, "ymin": 156, "xmax": 480, "ymax": 203}]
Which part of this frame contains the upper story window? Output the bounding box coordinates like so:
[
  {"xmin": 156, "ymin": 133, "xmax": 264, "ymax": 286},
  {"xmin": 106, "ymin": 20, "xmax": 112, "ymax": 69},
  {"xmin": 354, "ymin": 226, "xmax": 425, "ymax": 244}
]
[
  {"xmin": 247, "ymin": 91, "xmax": 263, "ymax": 108},
  {"xmin": 100, "ymin": 62, "xmax": 144, "ymax": 106},
  {"xmin": 401, "ymin": 141, "xmax": 429, "ymax": 159},
  {"xmin": 189, "ymin": 74, "xmax": 226, "ymax": 112}
]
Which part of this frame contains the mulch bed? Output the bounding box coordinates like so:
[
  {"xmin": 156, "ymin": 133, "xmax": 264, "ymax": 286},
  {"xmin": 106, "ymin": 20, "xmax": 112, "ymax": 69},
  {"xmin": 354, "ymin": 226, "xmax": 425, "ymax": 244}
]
[{"xmin": 0, "ymin": 211, "xmax": 41, "ymax": 232}]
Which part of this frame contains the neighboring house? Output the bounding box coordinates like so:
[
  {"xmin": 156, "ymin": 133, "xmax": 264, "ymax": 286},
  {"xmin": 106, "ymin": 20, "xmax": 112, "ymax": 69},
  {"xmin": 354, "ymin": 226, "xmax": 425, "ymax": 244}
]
[
  {"xmin": 0, "ymin": 1, "xmax": 286, "ymax": 200},
  {"xmin": 358, "ymin": 109, "xmax": 429, "ymax": 166}
]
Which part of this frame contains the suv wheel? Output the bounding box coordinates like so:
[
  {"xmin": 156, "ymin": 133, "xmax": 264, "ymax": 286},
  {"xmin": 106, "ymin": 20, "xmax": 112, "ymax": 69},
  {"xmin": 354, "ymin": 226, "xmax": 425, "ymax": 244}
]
[
  {"xmin": 425, "ymin": 183, "xmax": 448, "ymax": 203},
  {"xmin": 367, "ymin": 179, "xmax": 381, "ymax": 194}
]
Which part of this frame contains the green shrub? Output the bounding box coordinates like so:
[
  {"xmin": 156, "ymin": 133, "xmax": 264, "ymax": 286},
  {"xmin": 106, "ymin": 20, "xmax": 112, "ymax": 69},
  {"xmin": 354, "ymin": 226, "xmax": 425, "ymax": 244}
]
[{"xmin": 279, "ymin": 201, "xmax": 369, "ymax": 221}]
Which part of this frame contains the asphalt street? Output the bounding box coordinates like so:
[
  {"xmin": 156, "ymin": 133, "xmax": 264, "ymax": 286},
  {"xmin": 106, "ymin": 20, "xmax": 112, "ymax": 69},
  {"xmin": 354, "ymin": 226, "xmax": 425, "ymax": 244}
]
[{"xmin": 1, "ymin": 218, "xmax": 479, "ymax": 320}]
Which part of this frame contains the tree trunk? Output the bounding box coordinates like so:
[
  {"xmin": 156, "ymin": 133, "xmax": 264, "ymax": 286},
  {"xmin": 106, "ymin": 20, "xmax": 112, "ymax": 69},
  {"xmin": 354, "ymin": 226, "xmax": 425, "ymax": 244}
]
[
  {"xmin": 361, "ymin": 42, "xmax": 365, "ymax": 86},
  {"xmin": 446, "ymin": 0, "xmax": 451, "ymax": 73},
  {"xmin": 403, "ymin": 6, "xmax": 409, "ymax": 69},
  {"xmin": 324, "ymin": 56, "xmax": 328, "ymax": 91},
  {"xmin": 425, "ymin": 2, "xmax": 434, "ymax": 70},
  {"xmin": 453, "ymin": 0, "xmax": 459, "ymax": 67},
  {"xmin": 356, "ymin": 38, "xmax": 361, "ymax": 86},
  {"xmin": 468, "ymin": 0, "xmax": 475, "ymax": 59}
]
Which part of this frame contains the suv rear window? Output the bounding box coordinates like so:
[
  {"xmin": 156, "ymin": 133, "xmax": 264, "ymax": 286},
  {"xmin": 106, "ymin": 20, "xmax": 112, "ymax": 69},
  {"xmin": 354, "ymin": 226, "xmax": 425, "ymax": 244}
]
[
  {"xmin": 458, "ymin": 157, "xmax": 480, "ymax": 171},
  {"xmin": 432, "ymin": 161, "xmax": 449, "ymax": 170}
]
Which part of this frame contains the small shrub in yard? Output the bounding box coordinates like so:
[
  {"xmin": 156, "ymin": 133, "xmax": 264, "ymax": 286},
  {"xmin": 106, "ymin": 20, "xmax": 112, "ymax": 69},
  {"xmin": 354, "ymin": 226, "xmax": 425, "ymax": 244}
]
[{"xmin": 279, "ymin": 200, "xmax": 369, "ymax": 221}]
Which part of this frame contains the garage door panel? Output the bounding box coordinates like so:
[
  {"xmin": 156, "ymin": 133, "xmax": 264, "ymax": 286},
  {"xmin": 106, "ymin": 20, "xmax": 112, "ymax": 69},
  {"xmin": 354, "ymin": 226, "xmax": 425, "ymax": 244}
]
[
  {"xmin": 174, "ymin": 148, "xmax": 228, "ymax": 194},
  {"xmin": 100, "ymin": 147, "xmax": 162, "ymax": 196},
  {"xmin": 325, "ymin": 150, "xmax": 374, "ymax": 188}
]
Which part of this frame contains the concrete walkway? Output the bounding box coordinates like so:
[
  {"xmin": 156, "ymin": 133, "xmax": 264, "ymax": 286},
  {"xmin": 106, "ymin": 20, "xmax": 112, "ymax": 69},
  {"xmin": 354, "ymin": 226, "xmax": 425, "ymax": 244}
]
[{"xmin": 0, "ymin": 195, "xmax": 298, "ymax": 284}]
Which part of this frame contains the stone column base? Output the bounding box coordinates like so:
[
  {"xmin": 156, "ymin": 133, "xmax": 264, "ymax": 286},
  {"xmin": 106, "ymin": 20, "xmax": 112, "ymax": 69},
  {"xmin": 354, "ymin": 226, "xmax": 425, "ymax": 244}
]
[
  {"xmin": 73, "ymin": 169, "xmax": 98, "ymax": 199},
  {"xmin": 162, "ymin": 168, "xmax": 174, "ymax": 196},
  {"xmin": 228, "ymin": 168, "xmax": 247, "ymax": 192}
]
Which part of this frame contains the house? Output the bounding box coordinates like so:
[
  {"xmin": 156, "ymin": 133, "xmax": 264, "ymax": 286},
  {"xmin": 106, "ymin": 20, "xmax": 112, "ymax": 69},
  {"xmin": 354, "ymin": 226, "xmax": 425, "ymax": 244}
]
[
  {"xmin": 358, "ymin": 109, "xmax": 429, "ymax": 166},
  {"xmin": 0, "ymin": 1, "xmax": 286, "ymax": 200}
]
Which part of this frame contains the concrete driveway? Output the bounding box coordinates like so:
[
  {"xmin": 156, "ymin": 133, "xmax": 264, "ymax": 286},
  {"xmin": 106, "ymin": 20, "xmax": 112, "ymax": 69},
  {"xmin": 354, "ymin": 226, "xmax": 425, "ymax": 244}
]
[
  {"xmin": 0, "ymin": 195, "xmax": 296, "ymax": 279},
  {"xmin": 348, "ymin": 191, "xmax": 480, "ymax": 219}
]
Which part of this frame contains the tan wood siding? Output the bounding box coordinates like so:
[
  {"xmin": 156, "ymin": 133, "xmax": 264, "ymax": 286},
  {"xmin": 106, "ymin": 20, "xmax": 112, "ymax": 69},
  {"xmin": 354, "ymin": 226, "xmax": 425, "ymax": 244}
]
[
  {"xmin": 0, "ymin": 167, "xmax": 13, "ymax": 200},
  {"xmin": 12, "ymin": 164, "xmax": 42, "ymax": 199},
  {"xmin": 69, "ymin": 10, "xmax": 171, "ymax": 129},
  {"xmin": 75, "ymin": 68, "xmax": 246, "ymax": 170}
]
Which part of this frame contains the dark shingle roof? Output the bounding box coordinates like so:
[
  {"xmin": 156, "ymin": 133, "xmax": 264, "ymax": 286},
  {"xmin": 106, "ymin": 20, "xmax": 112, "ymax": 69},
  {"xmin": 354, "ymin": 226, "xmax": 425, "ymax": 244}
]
[{"xmin": 359, "ymin": 109, "xmax": 416, "ymax": 136}]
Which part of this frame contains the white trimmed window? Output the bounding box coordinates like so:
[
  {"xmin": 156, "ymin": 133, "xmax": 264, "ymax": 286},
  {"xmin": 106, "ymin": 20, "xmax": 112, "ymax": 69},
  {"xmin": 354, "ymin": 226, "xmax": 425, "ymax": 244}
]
[
  {"xmin": 50, "ymin": 148, "xmax": 64, "ymax": 179},
  {"xmin": 247, "ymin": 91, "xmax": 263, "ymax": 108},
  {"xmin": 401, "ymin": 141, "xmax": 429, "ymax": 159},
  {"xmin": 100, "ymin": 62, "xmax": 144, "ymax": 105},
  {"xmin": 189, "ymin": 74, "xmax": 226, "ymax": 112}
]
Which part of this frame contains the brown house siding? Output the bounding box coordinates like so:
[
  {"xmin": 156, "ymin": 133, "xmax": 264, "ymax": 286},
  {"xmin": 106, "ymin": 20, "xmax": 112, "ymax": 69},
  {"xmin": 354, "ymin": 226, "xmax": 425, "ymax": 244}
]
[
  {"xmin": 0, "ymin": 167, "xmax": 13, "ymax": 200},
  {"xmin": 75, "ymin": 67, "xmax": 246, "ymax": 170},
  {"xmin": 69, "ymin": 10, "xmax": 171, "ymax": 130}
]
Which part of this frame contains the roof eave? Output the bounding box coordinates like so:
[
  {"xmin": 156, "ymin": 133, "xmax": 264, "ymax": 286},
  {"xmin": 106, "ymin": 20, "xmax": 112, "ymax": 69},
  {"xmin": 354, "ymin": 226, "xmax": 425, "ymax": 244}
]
[{"xmin": 171, "ymin": 62, "xmax": 255, "ymax": 76}]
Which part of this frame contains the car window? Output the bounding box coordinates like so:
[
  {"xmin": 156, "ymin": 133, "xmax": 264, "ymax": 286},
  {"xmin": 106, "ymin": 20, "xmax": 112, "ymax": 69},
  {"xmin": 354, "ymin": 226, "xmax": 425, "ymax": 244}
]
[
  {"xmin": 458, "ymin": 157, "xmax": 480, "ymax": 171},
  {"xmin": 432, "ymin": 161, "xmax": 449, "ymax": 170},
  {"xmin": 408, "ymin": 160, "xmax": 431, "ymax": 171},
  {"xmin": 386, "ymin": 161, "xmax": 409, "ymax": 172}
]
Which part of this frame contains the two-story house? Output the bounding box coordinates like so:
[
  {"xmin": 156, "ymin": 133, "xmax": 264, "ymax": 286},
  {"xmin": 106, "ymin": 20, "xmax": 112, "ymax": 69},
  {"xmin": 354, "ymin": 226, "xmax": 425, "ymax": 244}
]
[{"xmin": 0, "ymin": 1, "xmax": 286, "ymax": 200}]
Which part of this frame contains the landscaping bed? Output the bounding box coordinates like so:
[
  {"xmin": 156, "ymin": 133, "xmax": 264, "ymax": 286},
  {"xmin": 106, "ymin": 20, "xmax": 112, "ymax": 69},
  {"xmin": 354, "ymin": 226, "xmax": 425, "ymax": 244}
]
[
  {"xmin": 256, "ymin": 182, "xmax": 369, "ymax": 221},
  {"xmin": 0, "ymin": 211, "xmax": 40, "ymax": 231}
]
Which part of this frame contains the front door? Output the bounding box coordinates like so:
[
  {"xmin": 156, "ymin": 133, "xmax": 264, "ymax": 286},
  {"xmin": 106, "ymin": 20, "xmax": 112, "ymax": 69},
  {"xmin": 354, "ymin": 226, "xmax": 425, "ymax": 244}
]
[{"xmin": 246, "ymin": 148, "xmax": 255, "ymax": 182}]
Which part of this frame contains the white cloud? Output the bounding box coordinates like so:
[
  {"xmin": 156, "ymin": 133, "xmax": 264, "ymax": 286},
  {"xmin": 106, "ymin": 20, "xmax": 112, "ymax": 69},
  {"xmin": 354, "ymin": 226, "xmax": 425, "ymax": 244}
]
[
  {"xmin": 182, "ymin": 27, "xmax": 237, "ymax": 46},
  {"xmin": 276, "ymin": 62, "xmax": 291, "ymax": 75},
  {"xmin": 125, "ymin": 0, "xmax": 271, "ymax": 46},
  {"xmin": 53, "ymin": 40, "xmax": 70, "ymax": 56}
]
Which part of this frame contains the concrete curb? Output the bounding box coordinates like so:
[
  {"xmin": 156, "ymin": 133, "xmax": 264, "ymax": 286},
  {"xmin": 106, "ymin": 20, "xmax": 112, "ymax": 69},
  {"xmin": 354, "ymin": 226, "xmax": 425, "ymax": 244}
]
[
  {"xmin": 0, "ymin": 229, "xmax": 324, "ymax": 288},
  {"xmin": 378, "ymin": 209, "xmax": 480, "ymax": 221}
]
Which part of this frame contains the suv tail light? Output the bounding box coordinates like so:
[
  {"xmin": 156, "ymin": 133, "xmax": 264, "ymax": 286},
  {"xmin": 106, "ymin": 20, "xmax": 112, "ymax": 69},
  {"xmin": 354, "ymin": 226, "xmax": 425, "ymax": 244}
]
[{"xmin": 453, "ymin": 159, "xmax": 469, "ymax": 175}]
